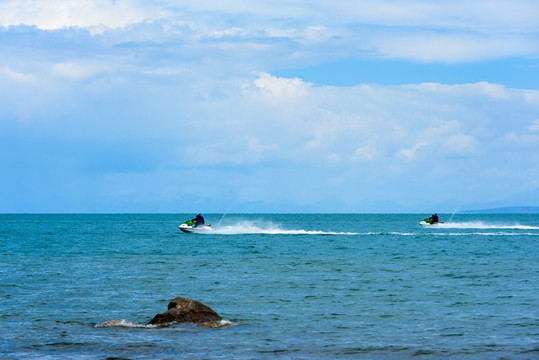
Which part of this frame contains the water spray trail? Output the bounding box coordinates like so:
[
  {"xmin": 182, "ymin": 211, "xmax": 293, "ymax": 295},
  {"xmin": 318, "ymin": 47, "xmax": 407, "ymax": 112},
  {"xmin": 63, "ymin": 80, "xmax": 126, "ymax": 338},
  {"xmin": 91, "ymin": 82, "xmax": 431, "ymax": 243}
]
[
  {"xmin": 217, "ymin": 201, "xmax": 237, "ymax": 227},
  {"xmin": 212, "ymin": 221, "xmax": 358, "ymax": 235},
  {"xmin": 448, "ymin": 201, "xmax": 465, "ymax": 223},
  {"xmin": 434, "ymin": 221, "xmax": 539, "ymax": 230}
]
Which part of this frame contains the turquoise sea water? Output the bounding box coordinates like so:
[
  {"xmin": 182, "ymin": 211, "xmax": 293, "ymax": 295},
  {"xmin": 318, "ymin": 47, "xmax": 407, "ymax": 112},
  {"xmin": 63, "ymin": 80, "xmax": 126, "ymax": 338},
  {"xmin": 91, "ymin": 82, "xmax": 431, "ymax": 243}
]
[{"xmin": 1, "ymin": 213, "xmax": 538, "ymax": 359}]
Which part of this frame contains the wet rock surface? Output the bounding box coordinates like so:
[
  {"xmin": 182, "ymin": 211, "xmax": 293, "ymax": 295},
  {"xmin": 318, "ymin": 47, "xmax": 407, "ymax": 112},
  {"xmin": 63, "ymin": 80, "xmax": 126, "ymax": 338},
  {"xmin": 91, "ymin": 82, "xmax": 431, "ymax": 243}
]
[{"xmin": 148, "ymin": 297, "xmax": 222, "ymax": 325}]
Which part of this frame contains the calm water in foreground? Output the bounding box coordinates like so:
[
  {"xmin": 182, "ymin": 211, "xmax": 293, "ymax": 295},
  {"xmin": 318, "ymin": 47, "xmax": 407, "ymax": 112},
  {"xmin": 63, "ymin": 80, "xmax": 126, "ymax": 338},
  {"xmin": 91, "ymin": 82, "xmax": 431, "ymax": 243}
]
[{"xmin": 1, "ymin": 213, "xmax": 538, "ymax": 359}]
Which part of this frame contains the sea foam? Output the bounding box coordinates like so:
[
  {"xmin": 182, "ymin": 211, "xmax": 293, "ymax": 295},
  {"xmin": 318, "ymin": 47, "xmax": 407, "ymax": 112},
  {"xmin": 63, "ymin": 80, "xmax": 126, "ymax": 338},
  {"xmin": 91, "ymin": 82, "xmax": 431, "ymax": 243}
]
[{"xmin": 211, "ymin": 221, "xmax": 358, "ymax": 235}]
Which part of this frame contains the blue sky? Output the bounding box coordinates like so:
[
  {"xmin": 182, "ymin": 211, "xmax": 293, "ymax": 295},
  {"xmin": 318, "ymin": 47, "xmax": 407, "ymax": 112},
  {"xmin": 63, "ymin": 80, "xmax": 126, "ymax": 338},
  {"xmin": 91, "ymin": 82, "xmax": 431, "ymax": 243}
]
[{"xmin": 1, "ymin": 0, "xmax": 538, "ymax": 213}]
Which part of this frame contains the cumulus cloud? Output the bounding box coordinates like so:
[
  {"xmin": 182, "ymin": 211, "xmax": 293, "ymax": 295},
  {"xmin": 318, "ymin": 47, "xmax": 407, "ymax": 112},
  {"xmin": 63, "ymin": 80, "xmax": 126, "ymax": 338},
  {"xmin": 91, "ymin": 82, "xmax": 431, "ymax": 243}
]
[
  {"xmin": 252, "ymin": 72, "xmax": 309, "ymax": 99},
  {"xmin": 2, "ymin": 63, "xmax": 538, "ymax": 209}
]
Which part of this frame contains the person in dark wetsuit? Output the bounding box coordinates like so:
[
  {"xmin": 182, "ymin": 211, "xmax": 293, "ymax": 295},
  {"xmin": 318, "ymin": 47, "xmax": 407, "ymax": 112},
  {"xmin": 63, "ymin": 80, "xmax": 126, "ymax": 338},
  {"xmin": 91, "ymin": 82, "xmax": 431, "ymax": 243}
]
[
  {"xmin": 430, "ymin": 213, "xmax": 439, "ymax": 224},
  {"xmin": 192, "ymin": 213, "xmax": 205, "ymax": 227}
]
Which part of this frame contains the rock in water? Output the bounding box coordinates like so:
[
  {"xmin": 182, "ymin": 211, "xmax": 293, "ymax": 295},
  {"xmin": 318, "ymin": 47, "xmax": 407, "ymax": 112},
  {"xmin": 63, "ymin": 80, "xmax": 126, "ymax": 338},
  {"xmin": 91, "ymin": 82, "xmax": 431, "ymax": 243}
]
[{"xmin": 148, "ymin": 297, "xmax": 222, "ymax": 325}]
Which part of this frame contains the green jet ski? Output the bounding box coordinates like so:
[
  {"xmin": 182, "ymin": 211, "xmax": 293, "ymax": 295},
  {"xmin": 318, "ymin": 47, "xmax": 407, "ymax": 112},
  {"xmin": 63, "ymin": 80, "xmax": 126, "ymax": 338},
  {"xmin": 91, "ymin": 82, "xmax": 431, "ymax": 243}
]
[
  {"xmin": 419, "ymin": 218, "xmax": 444, "ymax": 226},
  {"xmin": 179, "ymin": 219, "xmax": 212, "ymax": 233}
]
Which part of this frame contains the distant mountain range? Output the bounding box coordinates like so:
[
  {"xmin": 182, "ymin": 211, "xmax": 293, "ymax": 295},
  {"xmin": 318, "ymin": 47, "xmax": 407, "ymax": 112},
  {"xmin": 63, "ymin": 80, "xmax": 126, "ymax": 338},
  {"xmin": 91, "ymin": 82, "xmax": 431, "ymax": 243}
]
[
  {"xmin": 461, "ymin": 206, "xmax": 539, "ymax": 214},
  {"xmin": 143, "ymin": 193, "xmax": 538, "ymax": 214},
  {"xmin": 216, "ymin": 203, "xmax": 539, "ymax": 214},
  {"xmin": 87, "ymin": 189, "xmax": 539, "ymax": 214}
]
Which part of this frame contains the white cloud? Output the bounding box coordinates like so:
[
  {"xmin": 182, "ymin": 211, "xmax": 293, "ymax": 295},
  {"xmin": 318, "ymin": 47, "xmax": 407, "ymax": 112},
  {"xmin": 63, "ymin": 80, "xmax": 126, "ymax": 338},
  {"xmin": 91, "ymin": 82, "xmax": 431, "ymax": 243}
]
[
  {"xmin": 0, "ymin": 0, "xmax": 163, "ymax": 29},
  {"xmin": 352, "ymin": 0, "xmax": 538, "ymax": 33},
  {"xmin": 396, "ymin": 141, "xmax": 429, "ymax": 162},
  {"xmin": 404, "ymin": 81, "xmax": 509, "ymax": 99},
  {"xmin": 375, "ymin": 33, "xmax": 537, "ymax": 62},
  {"xmin": 354, "ymin": 144, "xmax": 377, "ymax": 161},
  {"xmin": 2, "ymin": 67, "xmax": 538, "ymax": 208},
  {"xmin": 443, "ymin": 133, "xmax": 479, "ymax": 153},
  {"xmin": 252, "ymin": 72, "xmax": 309, "ymax": 99},
  {"xmin": 247, "ymin": 136, "xmax": 278, "ymax": 152},
  {"xmin": 0, "ymin": 66, "xmax": 36, "ymax": 83},
  {"xmin": 504, "ymin": 132, "xmax": 539, "ymax": 145},
  {"xmin": 152, "ymin": 0, "xmax": 539, "ymax": 35},
  {"xmin": 523, "ymin": 91, "xmax": 539, "ymax": 104},
  {"xmin": 1, "ymin": 0, "xmax": 537, "ymax": 63},
  {"xmin": 52, "ymin": 62, "xmax": 99, "ymax": 80}
]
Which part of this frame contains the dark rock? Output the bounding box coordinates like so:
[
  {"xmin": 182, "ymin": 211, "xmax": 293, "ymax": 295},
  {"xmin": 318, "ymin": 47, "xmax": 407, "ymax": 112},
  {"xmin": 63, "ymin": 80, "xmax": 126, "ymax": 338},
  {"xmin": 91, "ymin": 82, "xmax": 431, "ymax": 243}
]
[{"xmin": 148, "ymin": 297, "xmax": 222, "ymax": 325}]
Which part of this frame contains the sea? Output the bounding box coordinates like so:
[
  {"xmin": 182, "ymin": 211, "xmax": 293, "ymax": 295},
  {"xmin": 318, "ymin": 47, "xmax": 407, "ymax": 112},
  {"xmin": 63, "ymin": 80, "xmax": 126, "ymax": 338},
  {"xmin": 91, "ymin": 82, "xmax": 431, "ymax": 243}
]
[{"xmin": 1, "ymin": 213, "xmax": 538, "ymax": 359}]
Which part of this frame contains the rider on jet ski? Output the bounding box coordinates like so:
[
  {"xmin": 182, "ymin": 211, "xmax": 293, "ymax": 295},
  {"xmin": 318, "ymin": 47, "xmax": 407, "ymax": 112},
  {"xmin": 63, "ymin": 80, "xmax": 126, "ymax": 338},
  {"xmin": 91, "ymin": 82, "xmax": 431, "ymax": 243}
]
[
  {"xmin": 429, "ymin": 213, "xmax": 439, "ymax": 224},
  {"xmin": 192, "ymin": 213, "xmax": 205, "ymax": 227}
]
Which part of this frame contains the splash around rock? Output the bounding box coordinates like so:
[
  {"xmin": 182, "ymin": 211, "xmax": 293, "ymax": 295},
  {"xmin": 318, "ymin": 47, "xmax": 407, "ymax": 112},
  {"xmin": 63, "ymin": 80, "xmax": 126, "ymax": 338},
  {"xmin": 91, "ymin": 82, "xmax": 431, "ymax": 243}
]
[{"xmin": 148, "ymin": 297, "xmax": 222, "ymax": 325}]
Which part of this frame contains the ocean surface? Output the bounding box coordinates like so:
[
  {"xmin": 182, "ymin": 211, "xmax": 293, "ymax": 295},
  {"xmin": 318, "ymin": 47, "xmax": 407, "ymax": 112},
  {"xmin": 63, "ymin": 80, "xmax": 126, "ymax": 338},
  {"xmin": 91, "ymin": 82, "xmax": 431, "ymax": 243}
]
[{"xmin": 1, "ymin": 213, "xmax": 538, "ymax": 359}]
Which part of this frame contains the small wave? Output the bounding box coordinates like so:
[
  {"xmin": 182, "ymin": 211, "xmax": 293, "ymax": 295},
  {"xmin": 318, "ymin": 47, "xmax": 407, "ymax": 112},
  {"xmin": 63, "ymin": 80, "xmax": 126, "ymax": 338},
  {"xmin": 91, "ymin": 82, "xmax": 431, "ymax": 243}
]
[
  {"xmin": 433, "ymin": 222, "xmax": 539, "ymax": 230},
  {"xmin": 443, "ymin": 232, "xmax": 539, "ymax": 236},
  {"xmin": 96, "ymin": 319, "xmax": 236, "ymax": 329},
  {"xmin": 354, "ymin": 232, "xmax": 418, "ymax": 236},
  {"xmin": 358, "ymin": 231, "xmax": 539, "ymax": 237},
  {"xmin": 95, "ymin": 319, "xmax": 156, "ymax": 328},
  {"xmin": 198, "ymin": 320, "xmax": 236, "ymax": 328},
  {"xmin": 418, "ymin": 231, "xmax": 538, "ymax": 236}
]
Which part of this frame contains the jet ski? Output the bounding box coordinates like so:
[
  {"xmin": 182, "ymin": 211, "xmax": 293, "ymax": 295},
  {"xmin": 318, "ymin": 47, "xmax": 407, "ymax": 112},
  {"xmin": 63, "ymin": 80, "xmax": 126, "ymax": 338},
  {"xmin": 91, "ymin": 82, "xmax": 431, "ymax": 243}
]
[
  {"xmin": 420, "ymin": 218, "xmax": 444, "ymax": 226},
  {"xmin": 179, "ymin": 220, "xmax": 212, "ymax": 233}
]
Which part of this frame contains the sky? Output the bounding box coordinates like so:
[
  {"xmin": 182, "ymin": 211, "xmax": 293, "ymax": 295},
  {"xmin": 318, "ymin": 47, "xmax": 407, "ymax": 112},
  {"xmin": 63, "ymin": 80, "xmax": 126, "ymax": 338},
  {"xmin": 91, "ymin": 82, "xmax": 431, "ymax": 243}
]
[{"xmin": 1, "ymin": 0, "xmax": 538, "ymax": 213}]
